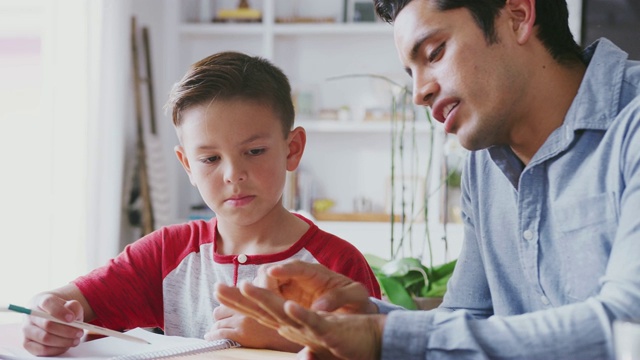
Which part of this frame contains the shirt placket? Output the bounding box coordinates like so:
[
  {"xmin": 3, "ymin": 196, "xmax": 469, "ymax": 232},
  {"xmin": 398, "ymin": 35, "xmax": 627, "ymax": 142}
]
[
  {"xmin": 518, "ymin": 165, "xmax": 550, "ymax": 307},
  {"xmin": 232, "ymin": 253, "xmax": 249, "ymax": 286}
]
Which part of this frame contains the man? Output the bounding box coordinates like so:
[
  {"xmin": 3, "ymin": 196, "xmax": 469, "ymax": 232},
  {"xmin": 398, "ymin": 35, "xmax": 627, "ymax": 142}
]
[{"xmin": 215, "ymin": 0, "xmax": 640, "ymax": 358}]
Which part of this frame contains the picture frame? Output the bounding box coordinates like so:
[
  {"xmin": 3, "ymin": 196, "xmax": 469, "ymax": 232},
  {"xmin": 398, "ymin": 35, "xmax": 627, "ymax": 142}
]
[{"xmin": 345, "ymin": 0, "xmax": 377, "ymax": 23}]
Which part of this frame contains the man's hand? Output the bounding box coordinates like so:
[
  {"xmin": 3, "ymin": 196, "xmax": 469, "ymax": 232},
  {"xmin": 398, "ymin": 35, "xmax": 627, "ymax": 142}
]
[
  {"xmin": 204, "ymin": 304, "xmax": 302, "ymax": 352},
  {"xmin": 214, "ymin": 261, "xmax": 385, "ymax": 359},
  {"xmin": 252, "ymin": 260, "xmax": 378, "ymax": 314},
  {"xmin": 22, "ymin": 293, "xmax": 85, "ymax": 356},
  {"xmin": 216, "ymin": 282, "xmax": 386, "ymax": 359}
]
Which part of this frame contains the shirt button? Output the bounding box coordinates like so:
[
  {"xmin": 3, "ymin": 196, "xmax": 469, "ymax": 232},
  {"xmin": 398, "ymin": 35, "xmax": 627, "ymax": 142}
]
[
  {"xmin": 237, "ymin": 254, "xmax": 247, "ymax": 264},
  {"xmin": 541, "ymin": 296, "xmax": 550, "ymax": 305},
  {"xmin": 523, "ymin": 230, "xmax": 534, "ymax": 241}
]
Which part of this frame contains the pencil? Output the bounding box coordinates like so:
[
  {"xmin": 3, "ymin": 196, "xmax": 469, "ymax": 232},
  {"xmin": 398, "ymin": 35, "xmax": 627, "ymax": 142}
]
[{"xmin": 2, "ymin": 304, "xmax": 150, "ymax": 344}]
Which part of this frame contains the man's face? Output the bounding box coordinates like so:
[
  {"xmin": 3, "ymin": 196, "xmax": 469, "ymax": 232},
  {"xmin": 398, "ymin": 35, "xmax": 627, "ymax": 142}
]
[{"xmin": 394, "ymin": 0, "xmax": 528, "ymax": 150}]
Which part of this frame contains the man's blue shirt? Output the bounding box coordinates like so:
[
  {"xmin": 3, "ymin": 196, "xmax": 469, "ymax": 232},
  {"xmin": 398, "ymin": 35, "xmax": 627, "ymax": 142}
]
[{"xmin": 379, "ymin": 38, "xmax": 640, "ymax": 359}]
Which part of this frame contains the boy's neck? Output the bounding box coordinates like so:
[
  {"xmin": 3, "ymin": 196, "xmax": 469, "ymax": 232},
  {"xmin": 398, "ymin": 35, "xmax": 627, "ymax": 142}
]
[{"xmin": 215, "ymin": 209, "xmax": 309, "ymax": 255}]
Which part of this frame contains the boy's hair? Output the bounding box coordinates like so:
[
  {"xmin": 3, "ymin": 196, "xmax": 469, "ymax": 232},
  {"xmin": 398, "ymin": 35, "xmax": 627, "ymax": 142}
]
[
  {"xmin": 374, "ymin": 0, "xmax": 583, "ymax": 64},
  {"xmin": 167, "ymin": 51, "xmax": 295, "ymax": 137}
]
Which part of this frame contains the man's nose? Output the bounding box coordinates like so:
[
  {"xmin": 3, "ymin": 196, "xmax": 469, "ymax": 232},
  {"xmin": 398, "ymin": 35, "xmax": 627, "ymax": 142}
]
[{"xmin": 413, "ymin": 73, "xmax": 439, "ymax": 108}]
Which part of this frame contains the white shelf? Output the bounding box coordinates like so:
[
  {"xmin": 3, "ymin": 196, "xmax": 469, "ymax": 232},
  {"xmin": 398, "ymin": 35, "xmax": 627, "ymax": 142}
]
[
  {"xmin": 180, "ymin": 23, "xmax": 264, "ymax": 35},
  {"xmin": 297, "ymin": 119, "xmax": 432, "ymax": 133},
  {"xmin": 273, "ymin": 23, "xmax": 393, "ymax": 36},
  {"xmin": 179, "ymin": 22, "xmax": 393, "ymax": 36}
]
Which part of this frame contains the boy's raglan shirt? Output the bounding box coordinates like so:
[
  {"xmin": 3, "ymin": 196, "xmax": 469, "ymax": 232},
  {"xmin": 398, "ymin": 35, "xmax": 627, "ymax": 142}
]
[{"xmin": 73, "ymin": 214, "xmax": 380, "ymax": 338}]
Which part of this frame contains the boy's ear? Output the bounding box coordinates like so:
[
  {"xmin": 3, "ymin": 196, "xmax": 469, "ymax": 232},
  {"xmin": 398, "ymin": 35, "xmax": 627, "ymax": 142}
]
[
  {"xmin": 175, "ymin": 145, "xmax": 197, "ymax": 186},
  {"xmin": 505, "ymin": 0, "xmax": 536, "ymax": 45},
  {"xmin": 286, "ymin": 126, "xmax": 306, "ymax": 171}
]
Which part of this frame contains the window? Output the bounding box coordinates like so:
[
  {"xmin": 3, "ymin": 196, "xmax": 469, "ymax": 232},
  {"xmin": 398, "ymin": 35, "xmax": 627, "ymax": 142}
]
[{"xmin": 0, "ymin": 0, "xmax": 103, "ymax": 322}]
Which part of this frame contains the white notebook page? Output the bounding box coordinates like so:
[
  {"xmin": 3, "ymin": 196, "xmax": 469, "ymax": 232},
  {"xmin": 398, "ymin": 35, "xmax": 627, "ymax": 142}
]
[{"xmin": 0, "ymin": 328, "xmax": 238, "ymax": 360}]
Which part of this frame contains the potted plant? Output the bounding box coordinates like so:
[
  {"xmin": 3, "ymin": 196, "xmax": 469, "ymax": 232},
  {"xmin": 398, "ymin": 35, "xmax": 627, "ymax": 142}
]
[{"xmin": 365, "ymin": 254, "xmax": 457, "ymax": 310}]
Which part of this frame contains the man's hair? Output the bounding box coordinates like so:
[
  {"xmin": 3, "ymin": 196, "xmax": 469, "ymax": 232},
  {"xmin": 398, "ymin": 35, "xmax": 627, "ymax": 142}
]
[
  {"xmin": 374, "ymin": 0, "xmax": 583, "ymax": 64},
  {"xmin": 166, "ymin": 51, "xmax": 295, "ymax": 137}
]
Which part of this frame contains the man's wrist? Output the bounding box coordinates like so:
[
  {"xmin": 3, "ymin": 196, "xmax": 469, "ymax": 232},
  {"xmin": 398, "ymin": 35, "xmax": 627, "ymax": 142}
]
[{"xmin": 372, "ymin": 314, "xmax": 387, "ymax": 359}]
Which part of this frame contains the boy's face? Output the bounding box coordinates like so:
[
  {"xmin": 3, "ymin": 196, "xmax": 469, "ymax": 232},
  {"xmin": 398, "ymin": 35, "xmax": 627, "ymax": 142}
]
[
  {"xmin": 394, "ymin": 0, "xmax": 532, "ymax": 151},
  {"xmin": 175, "ymin": 98, "xmax": 304, "ymax": 226}
]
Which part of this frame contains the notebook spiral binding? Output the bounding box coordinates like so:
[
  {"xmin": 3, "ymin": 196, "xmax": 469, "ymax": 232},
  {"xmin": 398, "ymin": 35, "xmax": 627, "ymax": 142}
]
[{"xmin": 113, "ymin": 339, "xmax": 241, "ymax": 360}]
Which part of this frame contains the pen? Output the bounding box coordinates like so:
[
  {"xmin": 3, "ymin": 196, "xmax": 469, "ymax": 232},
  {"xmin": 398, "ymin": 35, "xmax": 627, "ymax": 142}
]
[{"xmin": 2, "ymin": 304, "xmax": 150, "ymax": 344}]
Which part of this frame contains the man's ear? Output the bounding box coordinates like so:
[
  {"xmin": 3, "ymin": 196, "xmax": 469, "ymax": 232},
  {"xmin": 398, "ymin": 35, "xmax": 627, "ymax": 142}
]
[
  {"xmin": 286, "ymin": 127, "xmax": 306, "ymax": 171},
  {"xmin": 505, "ymin": 0, "xmax": 536, "ymax": 44},
  {"xmin": 175, "ymin": 145, "xmax": 197, "ymax": 186}
]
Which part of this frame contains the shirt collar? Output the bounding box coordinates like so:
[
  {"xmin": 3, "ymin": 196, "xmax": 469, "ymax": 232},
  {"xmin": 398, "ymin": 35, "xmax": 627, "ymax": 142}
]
[
  {"xmin": 565, "ymin": 37, "xmax": 629, "ymax": 132},
  {"xmin": 487, "ymin": 38, "xmax": 629, "ymax": 184}
]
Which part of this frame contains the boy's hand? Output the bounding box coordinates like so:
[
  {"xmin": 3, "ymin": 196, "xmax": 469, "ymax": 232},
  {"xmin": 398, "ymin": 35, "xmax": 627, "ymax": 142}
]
[
  {"xmin": 22, "ymin": 294, "xmax": 85, "ymax": 356},
  {"xmin": 205, "ymin": 304, "xmax": 302, "ymax": 352}
]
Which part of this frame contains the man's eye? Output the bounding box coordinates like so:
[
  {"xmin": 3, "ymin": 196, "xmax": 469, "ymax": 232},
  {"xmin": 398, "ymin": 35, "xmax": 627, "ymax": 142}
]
[
  {"xmin": 248, "ymin": 148, "xmax": 266, "ymax": 156},
  {"xmin": 428, "ymin": 43, "xmax": 445, "ymax": 63}
]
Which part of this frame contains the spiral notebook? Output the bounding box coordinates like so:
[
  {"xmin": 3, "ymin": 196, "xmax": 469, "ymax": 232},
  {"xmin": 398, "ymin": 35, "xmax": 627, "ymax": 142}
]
[{"xmin": 0, "ymin": 327, "xmax": 240, "ymax": 360}]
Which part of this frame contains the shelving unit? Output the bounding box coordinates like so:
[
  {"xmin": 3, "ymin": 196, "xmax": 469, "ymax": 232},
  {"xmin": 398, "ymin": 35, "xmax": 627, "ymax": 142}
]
[{"xmin": 159, "ymin": 0, "xmax": 462, "ymax": 261}]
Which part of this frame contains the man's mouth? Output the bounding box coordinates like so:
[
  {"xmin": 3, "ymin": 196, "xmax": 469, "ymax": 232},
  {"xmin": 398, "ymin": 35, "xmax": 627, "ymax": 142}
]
[
  {"xmin": 443, "ymin": 102, "xmax": 459, "ymax": 120},
  {"xmin": 432, "ymin": 99, "xmax": 460, "ymax": 124}
]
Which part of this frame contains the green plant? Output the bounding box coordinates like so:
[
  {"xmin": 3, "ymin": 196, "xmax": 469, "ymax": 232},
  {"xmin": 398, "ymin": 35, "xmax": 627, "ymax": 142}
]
[
  {"xmin": 365, "ymin": 255, "xmax": 457, "ymax": 310},
  {"xmin": 327, "ymin": 74, "xmax": 460, "ymax": 308}
]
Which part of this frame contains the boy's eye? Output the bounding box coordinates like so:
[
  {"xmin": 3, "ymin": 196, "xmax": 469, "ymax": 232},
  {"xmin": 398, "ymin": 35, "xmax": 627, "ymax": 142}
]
[
  {"xmin": 202, "ymin": 155, "xmax": 220, "ymax": 164},
  {"xmin": 247, "ymin": 148, "xmax": 266, "ymax": 156},
  {"xmin": 428, "ymin": 42, "xmax": 445, "ymax": 63}
]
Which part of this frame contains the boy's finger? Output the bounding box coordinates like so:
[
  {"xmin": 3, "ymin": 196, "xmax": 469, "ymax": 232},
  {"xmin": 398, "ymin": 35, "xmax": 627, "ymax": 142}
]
[{"xmin": 254, "ymin": 264, "xmax": 279, "ymax": 291}]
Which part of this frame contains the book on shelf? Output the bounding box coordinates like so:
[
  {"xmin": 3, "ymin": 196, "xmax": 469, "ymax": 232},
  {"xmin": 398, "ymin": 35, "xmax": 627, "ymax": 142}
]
[{"xmin": 283, "ymin": 169, "xmax": 315, "ymax": 214}]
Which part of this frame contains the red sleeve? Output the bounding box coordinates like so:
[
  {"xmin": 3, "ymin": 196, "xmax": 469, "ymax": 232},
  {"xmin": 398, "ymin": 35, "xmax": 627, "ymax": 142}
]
[
  {"xmin": 73, "ymin": 220, "xmax": 214, "ymax": 331},
  {"xmin": 304, "ymin": 227, "xmax": 381, "ymax": 299}
]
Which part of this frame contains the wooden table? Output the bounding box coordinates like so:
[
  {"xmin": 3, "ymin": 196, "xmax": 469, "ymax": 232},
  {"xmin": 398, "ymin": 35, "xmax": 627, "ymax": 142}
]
[{"xmin": 0, "ymin": 323, "xmax": 296, "ymax": 359}]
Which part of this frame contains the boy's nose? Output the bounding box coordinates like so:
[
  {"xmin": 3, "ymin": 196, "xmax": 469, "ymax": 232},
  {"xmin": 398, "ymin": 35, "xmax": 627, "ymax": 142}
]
[{"xmin": 223, "ymin": 163, "xmax": 247, "ymax": 183}]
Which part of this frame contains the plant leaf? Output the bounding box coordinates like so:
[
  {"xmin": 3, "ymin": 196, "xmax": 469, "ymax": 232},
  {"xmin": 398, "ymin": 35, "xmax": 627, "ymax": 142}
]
[
  {"xmin": 364, "ymin": 254, "xmax": 389, "ymax": 272},
  {"xmin": 378, "ymin": 277, "xmax": 417, "ymax": 310},
  {"xmin": 380, "ymin": 257, "xmax": 423, "ymax": 277},
  {"xmin": 430, "ymin": 259, "xmax": 457, "ymax": 281},
  {"xmin": 423, "ymin": 272, "xmax": 454, "ymax": 297}
]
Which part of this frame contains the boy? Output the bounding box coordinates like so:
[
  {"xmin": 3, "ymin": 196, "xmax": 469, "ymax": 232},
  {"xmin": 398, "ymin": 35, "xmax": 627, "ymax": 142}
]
[{"xmin": 21, "ymin": 51, "xmax": 380, "ymax": 356}]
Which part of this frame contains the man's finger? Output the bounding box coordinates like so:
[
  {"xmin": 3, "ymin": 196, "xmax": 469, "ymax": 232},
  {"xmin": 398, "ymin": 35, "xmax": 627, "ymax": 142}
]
[
  {"xmin": 268, "ymin": 261, "xmax": 332, "ymax": 281},
  {"xmin": 311, "ymin": 282, "xmax": 371, "ymax": 313},
  {"xmin": 239, "ymin": 282, "xmax": 303, "ymax": 328},
  {"xmin": 215, "ymin": 283, "xmax": 280, "ymax": 329},
  {"xmin": 283, "ymin": 300, "xmax": 330, "ymax": 336},
  {"xmin": 280, "ymin": 302, "xmax": 341, "ymax": 359}
]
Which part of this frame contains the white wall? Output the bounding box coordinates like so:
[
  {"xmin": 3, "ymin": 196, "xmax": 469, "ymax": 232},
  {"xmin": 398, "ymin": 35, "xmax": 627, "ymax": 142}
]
[{"xmin": 155, "ymin": 0, "xmax": 585, "ymax": 266}]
